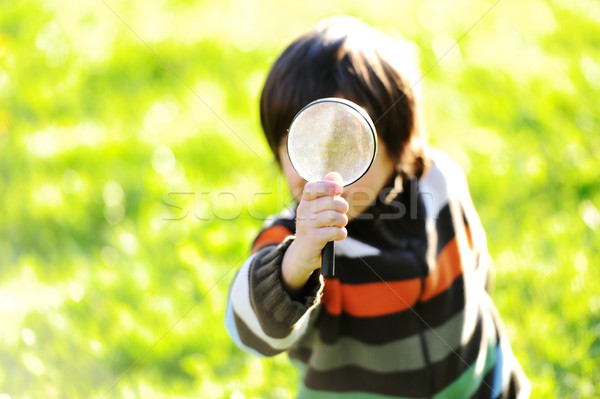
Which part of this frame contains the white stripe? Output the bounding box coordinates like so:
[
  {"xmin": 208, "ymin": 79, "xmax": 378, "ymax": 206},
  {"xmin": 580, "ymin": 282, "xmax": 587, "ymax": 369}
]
[
  {"xmin": 228, "ymin": 254, "xmax": 316, "ymax": 351},
  {"xmin": 224, "ymin": 287, "xmax": 266, "ymax": 357},
  {"xmin": 419, "ymin": 149, "xmax": 455, "ymax": 219},
  {"xmin": 336, "ymin": 236, "xmax": 381, "ymax": 258}
]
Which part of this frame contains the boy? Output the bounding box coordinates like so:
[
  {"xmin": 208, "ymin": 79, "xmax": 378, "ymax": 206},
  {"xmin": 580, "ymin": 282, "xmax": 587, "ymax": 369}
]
[{"xmin": 225, "ymin": 17, "xmax": 530, "ymax": 398}]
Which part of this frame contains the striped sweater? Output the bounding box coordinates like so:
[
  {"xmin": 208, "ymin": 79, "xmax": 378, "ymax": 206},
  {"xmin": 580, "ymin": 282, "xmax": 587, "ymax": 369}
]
[{"xmin": 226, "ymin": 150, "xmax": 530, "ymax": 398}]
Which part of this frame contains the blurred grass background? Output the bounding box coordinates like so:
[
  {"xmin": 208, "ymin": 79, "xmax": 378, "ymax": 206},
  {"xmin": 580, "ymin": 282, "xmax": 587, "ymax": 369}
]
[{"xmin": 0, "ymin": 0, "xmax": 599, "ymax": 397}]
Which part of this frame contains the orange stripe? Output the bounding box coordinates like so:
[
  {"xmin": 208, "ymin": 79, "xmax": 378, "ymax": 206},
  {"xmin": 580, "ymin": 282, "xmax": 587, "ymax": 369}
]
[
  {"xmin": 421, "ymin": 231, "xmax": 468, "ymax": 302},
  {"xmin": 322, "ymin": 226, "xmax": 474, "ymax": 315},
  {"xmin": 252, "ymin": 225, "xmax": 293, "ymax": 253},
  {"xmin": 322, "ymin": 278, "xmax": 422, "ymax": 317}
]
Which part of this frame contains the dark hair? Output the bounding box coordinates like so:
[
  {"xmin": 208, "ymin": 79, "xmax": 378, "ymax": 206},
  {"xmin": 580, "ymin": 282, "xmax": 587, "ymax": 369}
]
[{"xmin": 260, "ymin": 17, "xmax": 427, "ymax": 178}]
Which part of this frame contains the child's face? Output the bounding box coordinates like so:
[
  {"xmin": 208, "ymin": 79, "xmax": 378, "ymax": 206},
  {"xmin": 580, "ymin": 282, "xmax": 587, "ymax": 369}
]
[{"xmin": 278, "ymin": 138, "xmax": 395, "ymax": 220}]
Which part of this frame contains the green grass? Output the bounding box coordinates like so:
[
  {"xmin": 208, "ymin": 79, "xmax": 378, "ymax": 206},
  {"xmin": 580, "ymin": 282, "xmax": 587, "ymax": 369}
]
[{"xmin": 1, "ymin": 0, "xmax": 599, "ymax": 397}]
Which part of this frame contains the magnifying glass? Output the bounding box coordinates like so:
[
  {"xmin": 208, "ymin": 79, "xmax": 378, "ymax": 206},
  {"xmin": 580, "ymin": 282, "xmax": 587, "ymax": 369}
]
[{"xmin": 287, "ymin": 98, "xmax": 377, "ymax": 278}]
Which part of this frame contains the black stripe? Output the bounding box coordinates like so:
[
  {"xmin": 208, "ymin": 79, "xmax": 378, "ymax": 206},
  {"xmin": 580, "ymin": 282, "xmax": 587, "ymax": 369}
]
[
  {"xmin": 345, "ymin": 176, "xmax": 428, "ymax": 254},
  {"xmin": 419, "ymin": 275, "xmax": 466, "ymax": 326},
  {"xmin": 333, "ymin": 248, "xmax": 423, "ymax": 284},
  {"xmin": 304, "ymin": 364, "xmax": 432, "ymax": 397},
  {"xmin": 317, "ymin": 305, "xmax": 423, "ymax": 344},
  {"xmin": 316, "ymin": 276, "xmax": 466, "ymax": 345},
  {"xmin": 436, "ymin": 202, "xmax": 471, "ymax": 256},
  {"xmin": 232, "ymin": 312, "xmax": 282, "ymax": 357},
  {"xmin": 304, "ymin": 313, "xmax": 486, "ymax": 397},
  {"xmin": 289, "ymin": 346, "xmax": 311, "ymax": 363},
  {"xmin": 470, "ymin": 361, "xmax": 496, "ymax": 398},
  {"xmin": 436, "ymin": 203, "xmax": 455, "ymax": 256},
  {"xmin": 502, "ymin": 373, "xmax": 519, "ymax": 398}
]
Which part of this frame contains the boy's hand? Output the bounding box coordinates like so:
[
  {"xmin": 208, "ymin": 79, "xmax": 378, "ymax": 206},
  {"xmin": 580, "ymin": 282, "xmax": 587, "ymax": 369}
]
[{"xmin": 282, "ymin": 172, "xmax": 349, "ymax": 296}]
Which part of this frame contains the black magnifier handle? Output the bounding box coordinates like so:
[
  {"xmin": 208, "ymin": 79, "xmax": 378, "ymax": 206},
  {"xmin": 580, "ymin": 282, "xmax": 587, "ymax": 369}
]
[{"xmin": 321, "ymin": 241, "xmax": 335, "ymax": 277}]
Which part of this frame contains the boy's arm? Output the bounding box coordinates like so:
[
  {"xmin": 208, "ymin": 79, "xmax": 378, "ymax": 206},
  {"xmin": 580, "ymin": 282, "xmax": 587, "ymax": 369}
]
[
  {"xmin": 225, "ymin": 237, "xmax": 323, "ymax": 356},
  {"xmin": 225, "ymin": 173, "xmax": 348, "ymax": 356}
]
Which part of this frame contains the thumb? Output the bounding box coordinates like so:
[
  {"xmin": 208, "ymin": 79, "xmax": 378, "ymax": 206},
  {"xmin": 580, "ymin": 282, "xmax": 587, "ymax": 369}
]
[
  {"xmin": 323, "ymin": 172, "xmax": 344, "ymax": 196},
  {"xmin": 324, "ymin": 172, "xmax": 343, "ymax": 185}
]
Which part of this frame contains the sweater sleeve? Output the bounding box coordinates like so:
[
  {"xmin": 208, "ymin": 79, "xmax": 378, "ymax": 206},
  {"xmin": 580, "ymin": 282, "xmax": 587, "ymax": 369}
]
[{"xmin": 225, "ymin": 237, "xmax": 324, "ymax": 356}]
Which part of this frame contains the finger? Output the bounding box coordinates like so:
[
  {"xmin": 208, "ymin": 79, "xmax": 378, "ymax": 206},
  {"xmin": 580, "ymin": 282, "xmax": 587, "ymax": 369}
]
[
  {"xmin": 314, "ymin": 210, "xmax": 348, "ymax": 228},
  {"xmin": 297, "ymin": 195, "xmax": 349, "ymax": 217},
  {"xmin": 314, "ymin": 226, "xmax": 348, "ymax": 243},
  {"xmin": 335, "ymin": 226, "xmax": 348, "ymax": 241},
  {"xmin": 296, "ymin": 209, "xmax": 348, "ymax": 229},
  {"xmin": 302, "ymin": 180, "xmax": 343, "ymax": 200},
  {"xmin": 316, "ymin": 195, "xmax": 349, "ymax": 214}
]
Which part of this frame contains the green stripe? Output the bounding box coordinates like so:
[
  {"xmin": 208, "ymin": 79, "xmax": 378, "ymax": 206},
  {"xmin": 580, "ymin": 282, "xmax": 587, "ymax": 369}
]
[{"xmin": 297, "ymin": 385, "xmax": 416, "ymax": 399}]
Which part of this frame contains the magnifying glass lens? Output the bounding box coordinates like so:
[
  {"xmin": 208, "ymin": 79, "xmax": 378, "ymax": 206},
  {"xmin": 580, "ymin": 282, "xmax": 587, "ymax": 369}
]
[{"xmin": 287, "ymin": 99, "xmax": 376, "ymax": 186}]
